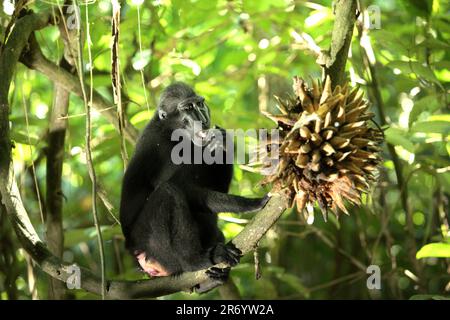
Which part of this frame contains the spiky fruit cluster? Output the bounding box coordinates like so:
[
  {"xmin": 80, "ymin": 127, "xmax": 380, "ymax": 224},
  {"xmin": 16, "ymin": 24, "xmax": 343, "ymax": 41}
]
[{"xmin": 261, "ymin": 76, "xmax": 383, "ymax": 221}]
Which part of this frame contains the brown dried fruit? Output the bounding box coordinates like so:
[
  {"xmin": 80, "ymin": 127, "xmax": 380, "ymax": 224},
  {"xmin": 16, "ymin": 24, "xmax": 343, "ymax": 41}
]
[{"xmin": 260, "ymin": 76, "xmax": 383, "ymax": 220}]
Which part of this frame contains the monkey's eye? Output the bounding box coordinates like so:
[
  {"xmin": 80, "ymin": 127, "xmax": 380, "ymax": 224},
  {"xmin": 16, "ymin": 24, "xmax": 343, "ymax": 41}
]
[
  {"xmin": 158, "ymin": 110, "xmax": 167, "ymax": 120},
  {"xmin": 178, "ymin": 102, "xmax": 195, "ymax": 111}
]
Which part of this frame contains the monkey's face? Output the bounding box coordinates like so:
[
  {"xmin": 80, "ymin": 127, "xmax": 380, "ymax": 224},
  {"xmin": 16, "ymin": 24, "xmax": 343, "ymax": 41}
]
[{"xmin": 157, "ymin": 83, "xmax": 211, "ymax": 145}]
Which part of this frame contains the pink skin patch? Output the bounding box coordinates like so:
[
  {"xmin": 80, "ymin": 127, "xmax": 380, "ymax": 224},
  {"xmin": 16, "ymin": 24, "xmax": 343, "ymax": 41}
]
[{"xmin": 135, "ymin": 252, "xmax": 170, "ymax": 277}]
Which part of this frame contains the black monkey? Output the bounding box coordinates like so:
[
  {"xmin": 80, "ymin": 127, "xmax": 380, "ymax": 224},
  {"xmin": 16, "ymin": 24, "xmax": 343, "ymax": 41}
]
[{"xmin": 119, "ymin": 82, "xmax": 268, "ymax": 292}]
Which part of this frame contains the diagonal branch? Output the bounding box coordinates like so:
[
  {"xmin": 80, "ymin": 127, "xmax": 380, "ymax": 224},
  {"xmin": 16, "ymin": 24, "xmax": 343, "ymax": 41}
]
[{"xmin": 0, "ymin": 12, "xmax": 52, "ymax": 169}]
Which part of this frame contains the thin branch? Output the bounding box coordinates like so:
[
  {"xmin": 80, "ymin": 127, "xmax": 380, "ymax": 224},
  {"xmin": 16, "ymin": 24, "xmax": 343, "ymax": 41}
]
[
  {"xmin": 136, "ymin": 3, "xmax": 151, "ymax": 112},
  {"xmin": 77, "ymin": 2, "xmax": 106, "ymax": 299},
  {"xmin": 96, "ymin": 182, "xmax": 120, "ymax": 225},
  {"xmin": 318, "ymin": 0, "xmax": 357, "ymax": 88},
  {"xmin": 45, "ymin": 1, "xmax": 77, "ymax": 299},
  {"xmin": 111, "ymin": 0, "xmax": 129, "ymax": 169},
  {"xmin": 25, "ymin": 252, "xmax": 39, "ymax": 299},
  {"xmin": 310, "ymin": 227, "xmax": 366, "ymax": 271},
  {"xmin": 22, "ymin": 94, "xmax": 45, "ymax": 224},
  {"xmin": 45, "ymin": 62, "xmax": 69, "ymax": 300}
]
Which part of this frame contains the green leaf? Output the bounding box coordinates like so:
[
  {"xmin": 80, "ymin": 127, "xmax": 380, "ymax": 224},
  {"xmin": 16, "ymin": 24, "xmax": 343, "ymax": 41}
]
[
  {"xmin": 409, "ymin": 95, "xmax": 440, "ymax": 126},
  {"xmin": 401, "ymin": 0, "xmax": 432, "ymax": 17},
  {"xmin": 132, "ymin": 49, "xmax": 152, "ymax": 71},
  {"xmin": 10, "ymin": 131, "xmax": 39, "ymax": 146},
  {"xmin": 416, "ymin": 243, "xmax": 450, "ymax": 259},
  {"xmin": 387, "ymin": 60, "xmax": 439, "ymax": 83},
  {"xmin": 64, "ymin": 225, "xmax": 122, "ymax": 247},
  {"xmin": 433, "ymin": 60, "xmax": 450, "ymax": 70},
  {"xmin": 416, "ymin": 38, "xmax": 450, "ymax": 50},
  {"xmin": 93, "ymin": 75, "xmax": 114, "ymax": 87},
  {"xmin": 411, "ymin": 121, "xmax": 449, "ymax": 134},
  {"xmin": 385, "ymin": 127, "xmax": 415, "ymax": 152},
  {"xmin": 373, "ymin": 30, "xmax": 409, "ymax": 54}
]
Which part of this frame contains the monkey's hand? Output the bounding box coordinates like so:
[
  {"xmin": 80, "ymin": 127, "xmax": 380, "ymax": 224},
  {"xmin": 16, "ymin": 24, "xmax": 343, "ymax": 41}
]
[
  {"xmin": 194, "ymin": 243, "xmax": 242, "ymax": 294},
  {"xmin": 202, "ymin": 126, "xmax": 227, "ymax": 153},
  {"xmin": 210, "ymin": 242, "xmax": 242, "ymax": 266}
]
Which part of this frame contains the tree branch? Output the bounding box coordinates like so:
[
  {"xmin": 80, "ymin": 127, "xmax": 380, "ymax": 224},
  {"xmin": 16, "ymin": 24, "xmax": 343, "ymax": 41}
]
[
  {"xmin": 45, "ymin": 3, "xmax": 78, "ymax": 299},
  {"xmin": 0, "ymin": 12, "xmax": 52, "ymax": 172},
  {"xmin": 318, "ymin": 0, "xmax": 357, "ymax": 88},
  {"xmin": 46, "ymin": 59, "xmax": 70, "ymax": 299}
]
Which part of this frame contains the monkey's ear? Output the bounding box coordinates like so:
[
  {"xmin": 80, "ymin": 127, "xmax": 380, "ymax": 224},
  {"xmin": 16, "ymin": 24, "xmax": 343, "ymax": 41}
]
[{"xmin": 158, "ymin": 109, "xmax": 167, "ymax": 120}]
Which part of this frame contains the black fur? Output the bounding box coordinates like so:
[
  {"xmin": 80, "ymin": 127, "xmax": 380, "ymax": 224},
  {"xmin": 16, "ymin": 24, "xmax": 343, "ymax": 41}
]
[{"xmin": 119, "ymin": 82, "xmax": 268, "ymax": 291}]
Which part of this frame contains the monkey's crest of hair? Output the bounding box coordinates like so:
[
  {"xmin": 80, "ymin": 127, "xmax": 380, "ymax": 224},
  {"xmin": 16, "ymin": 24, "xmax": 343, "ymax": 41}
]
[{"xmin": 159, "ymin": 82, "xmax": 197, "ymax": 106}]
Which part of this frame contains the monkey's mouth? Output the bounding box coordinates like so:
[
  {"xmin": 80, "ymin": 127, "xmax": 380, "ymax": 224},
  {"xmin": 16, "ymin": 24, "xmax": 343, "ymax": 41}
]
[
  {"xmin": 189, "ymin": 128, "xmax": 210, "ymax": 147},
  {"xmin": 195, "ymin": 129, "xmax": 209, "ymax": 140}
]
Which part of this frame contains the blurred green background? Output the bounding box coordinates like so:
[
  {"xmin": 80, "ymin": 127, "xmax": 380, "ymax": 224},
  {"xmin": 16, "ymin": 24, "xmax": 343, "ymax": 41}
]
[{"xmin": 0, "ymin": 0, "xmax": 449, "ymax": 300}]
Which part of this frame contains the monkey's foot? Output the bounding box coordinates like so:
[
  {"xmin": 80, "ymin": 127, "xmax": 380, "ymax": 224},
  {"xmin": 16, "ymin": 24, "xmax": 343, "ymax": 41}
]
[
  {"xmin": 211, "ymin": 242, "xmax": 242, "ymax": 266},
  {"xmin": 194, "ymin": 267, "xmax": 230, "ymax": 294},
  {"xmin": 206, "ymin": 266, "xmax": 230, "ymax": 281}
]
